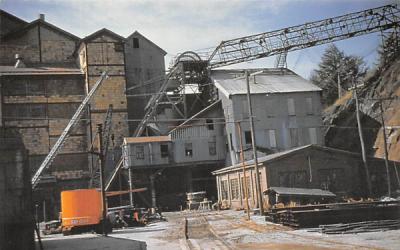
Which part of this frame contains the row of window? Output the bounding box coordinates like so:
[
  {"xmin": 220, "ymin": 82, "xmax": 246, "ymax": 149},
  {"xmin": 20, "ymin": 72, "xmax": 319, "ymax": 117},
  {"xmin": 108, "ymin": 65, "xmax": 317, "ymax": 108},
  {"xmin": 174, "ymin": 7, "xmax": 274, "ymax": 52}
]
[
  {"xmin": 245, "ymin": 97, "xmax": 314, "ymax": 117},
  {"xmin": 220, "ymin": 176, "xmax": 252, "ymax": 201},
  {"xmin": 134, "ymin": 141, "xmax": 218, "ymax": 160},
  {"xmin": 2, "ymin": 79, "xmax": 84, "ymax": 96},
  {"xmin": 230, "ymin": 127, "xmax": 318, "ymax": 150},
  {"xmin": 3, "ymin": 103, "xmax": 80, "ymax": 119}
]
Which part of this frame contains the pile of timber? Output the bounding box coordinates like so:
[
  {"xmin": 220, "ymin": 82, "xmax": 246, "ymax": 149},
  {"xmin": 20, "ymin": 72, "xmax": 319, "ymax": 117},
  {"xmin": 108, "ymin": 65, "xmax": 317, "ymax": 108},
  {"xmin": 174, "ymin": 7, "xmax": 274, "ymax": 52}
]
[
  {"xmin": 266, "ymin": 200, "xmax": 400, "ymax": 228},
  {"xmin": 186, "ymin": 191, "xmax": 206, "ymax": 210},
  {"xmin": 317, "ymin": 220, "xmax": 400, "ymax": 234}
]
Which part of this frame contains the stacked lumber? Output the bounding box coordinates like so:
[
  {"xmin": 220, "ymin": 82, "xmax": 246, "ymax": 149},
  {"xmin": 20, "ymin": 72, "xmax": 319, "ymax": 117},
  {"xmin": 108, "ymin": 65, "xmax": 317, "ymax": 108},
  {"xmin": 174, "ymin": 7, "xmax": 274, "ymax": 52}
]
[
  {"xmin": 266, "ymin": 200, "xmax": 400, "ymax": 228},
  {"xmin": 318, "ymin": 220, "xmax": 400, "ymax": 234}
]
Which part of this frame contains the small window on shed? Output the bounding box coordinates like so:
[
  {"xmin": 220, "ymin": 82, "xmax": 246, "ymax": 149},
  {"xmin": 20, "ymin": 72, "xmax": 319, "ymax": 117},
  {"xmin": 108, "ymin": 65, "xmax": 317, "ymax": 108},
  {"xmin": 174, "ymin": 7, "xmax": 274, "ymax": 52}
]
[
  {"xmin": 206, "ymin": 119, "xmax": 214, "ymax": 130},
  {"xmin": 309, "ymin": 128, "xmax": 317, "ymax": 144},
  {"xmin": 208, "ymin": 141, "xmax": 216, "ymax": 156},
  {"xmin": 268, "ymin": 129, "xmax": 277, "ymax": 148},
  {"xmin": 114, "ymin": 43, "xmax": 124, "ymax": 52},
  {"xmin": 244, "ymin": 131, "xmax": 252, "ymax": 145},
  {"xmin": 185, "ymin": 143, "xmax": 193, "ymax": 157},
  {"xmin": 133, "ymin": 38, "xmax": 139, "ymax": 48},
  {"xmin": 160, "ymin": 144, "xmax": 169, "ymax": 158}
]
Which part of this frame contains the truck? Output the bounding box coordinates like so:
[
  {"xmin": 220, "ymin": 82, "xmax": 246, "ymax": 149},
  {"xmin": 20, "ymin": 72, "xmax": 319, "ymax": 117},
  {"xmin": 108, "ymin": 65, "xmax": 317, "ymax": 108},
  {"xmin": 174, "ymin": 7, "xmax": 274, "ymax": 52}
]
[{"xmin": 60, "ymin": 189, "xmax": 112, "ymax": 235}]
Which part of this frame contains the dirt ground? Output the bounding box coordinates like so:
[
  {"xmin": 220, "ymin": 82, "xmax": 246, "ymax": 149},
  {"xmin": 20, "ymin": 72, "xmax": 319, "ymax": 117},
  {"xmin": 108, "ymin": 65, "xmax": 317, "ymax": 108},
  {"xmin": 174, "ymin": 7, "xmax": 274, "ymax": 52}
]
[{"xmin": 36, "ymin": 210, "xmax": 400, "ymax": 250}]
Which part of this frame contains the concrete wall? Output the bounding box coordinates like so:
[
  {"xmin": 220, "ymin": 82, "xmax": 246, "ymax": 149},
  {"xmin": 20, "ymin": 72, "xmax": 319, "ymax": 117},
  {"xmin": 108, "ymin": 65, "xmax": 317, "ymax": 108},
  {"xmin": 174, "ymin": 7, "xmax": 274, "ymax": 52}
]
[{"xmin": 221, "ymin": 91, "xmax": 323, "ymax": 164}]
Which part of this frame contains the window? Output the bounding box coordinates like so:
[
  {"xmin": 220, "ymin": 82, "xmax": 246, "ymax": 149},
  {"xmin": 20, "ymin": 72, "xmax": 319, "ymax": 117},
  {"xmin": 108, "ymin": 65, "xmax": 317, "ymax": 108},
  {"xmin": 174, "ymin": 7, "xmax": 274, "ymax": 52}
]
[
  {"xmin": 230, "ymin": 179, "xmax": 239, "ymax": 200},
  {"xmin": 4, "ymin": 104, "xmax": 46, "ymax": 119},
  {"xmin": 132, "ymin": 38, "xmax": 139, "ymax": 48},
  {"xmin": 309, "ymin": 128, "xmax": 317, "ymax": 144},
  {"xmin": 136, "ymin": 145, "xmax": 144, "ymax": 159},
  {"xmin": 114, "ymin": 42, "xmax": 124, "ymax": 52},
  {"xmin": 290, "ymin": 128, "xmax": 299, "ymax": 147},
  {"xmin": 221, "ymin": 180, "xmax": 228, "ymax": 200},
  {"xmin": 244, "ymin": 131, "xmax": 252, "ymax": 145},
  {"xmin": 206, "ymin": 119, "xmax": 214, "ymax": 130},
  {"xmin": 3, "ymin": 79, "xmax": 45, "ymax": 96},
  {"xmin": 160, "ymin": 144, "xmax": 168, "ymax": 158},
  {"xmin": 208, "ymin": 141, "xmax": 216, "ymax": 155},
  {"xmin": 185, "ymin": 143, "xmax": 193, "ymax": 157},
  {"xmin": 266, "ymin": 99, "xmax": 275, "ymax": 118},
  {"xmin": 278, "ymin": 171, "xmax": 307, "ymax": 187},
  {"xmin": 268, "ymin": 129, "xmax": 277, "ymax": 148},
  {"xmin": 287, "ymin": 98, "xmax": 295, "ymax": 116},
  {"xmin": 241, "ymin": 176, "xmax": 251, "ymax": 198},
  {"xmin": 306, "ymin": 97, "xmax": 313, "ymax": 115},
  {"xmin": 229, "ymin": 133, "xmax": 234, "ymax": 150}
]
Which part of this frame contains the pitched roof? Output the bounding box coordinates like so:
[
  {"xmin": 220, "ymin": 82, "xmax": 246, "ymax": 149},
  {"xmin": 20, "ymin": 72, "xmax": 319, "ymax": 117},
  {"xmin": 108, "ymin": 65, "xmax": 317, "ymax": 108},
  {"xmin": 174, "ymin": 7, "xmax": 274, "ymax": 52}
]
[
  {"xmin": 211, "ymin": 68, "xmax": 322, "ymax": 98},
  {"xmin": 83, "ymin": 28, "xmax": 125, "ymax": 42},
  {"xmin": 212, "ymin": 144, "xmax": 400, "ymax": 175},
  {"xmin": 127, "ymin": 31, "xmax": 167, "ymax": 55},
  {"xmin": 2, "ymin": 18, "xmax": 80, "ymax": 41},
  {"xmin": 264, "ymin": 187, "xmax": 336, "ymax": 197},
  {"xmin": 0, "ymin": 9, "xmax": 28, "ymax": 26},
  {"xmin": 124, "ymin": 136, "xmax": 171, "ymax": 144}
]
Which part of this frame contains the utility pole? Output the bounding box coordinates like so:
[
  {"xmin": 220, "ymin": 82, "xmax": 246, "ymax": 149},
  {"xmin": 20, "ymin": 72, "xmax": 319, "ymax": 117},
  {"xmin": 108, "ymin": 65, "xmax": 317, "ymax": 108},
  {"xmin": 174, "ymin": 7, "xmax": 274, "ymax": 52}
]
[
  {"xmin": 236, "ymin": 121, "xmax": 250, "ymax": 220},
  {"xmin": 97, "ymin": 124, "xmax": 107, "ymax": 236},
  {"xmin": 352, "ymin": 82, "xmax": 372, "ymax": 197},
  {"xmin": 245, "ymin": 70, "xmax": 264, "ymax": 215},
  {"xmin": 128, "ymin": 167, "xmax": 134, "ymax": 206},
  {"xmin": 378, "ymin": 100, "xmax": 392, "ymax": 197}
]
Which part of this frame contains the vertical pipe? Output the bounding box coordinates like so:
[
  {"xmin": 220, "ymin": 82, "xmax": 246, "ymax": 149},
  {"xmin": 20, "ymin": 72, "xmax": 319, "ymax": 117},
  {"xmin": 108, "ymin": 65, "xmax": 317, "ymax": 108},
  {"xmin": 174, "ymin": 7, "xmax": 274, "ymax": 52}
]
[
  {"xmin": 42, "ymin": 200, "xmax": 46, "ymax": 223},
  {"xmin": 97, "ymin": 124, "xmax": 107, "ymax": 236},
  {"xmin": 378, "ymin": 101, "xmax": 391, "ymax": 197},
  {"xmin": 353, "ymin": 84, "xmax": 372, "ymax": 197},
  {"xmin": 236, "ymin": 121, "xmax": 250, "ymax": 220},
  {"xmin": 150, "ymin": 175, "xmax": 156, "ymax": 208},
  {"xmin": 128, "ymin": 167, "xmax": 133, "ymax": 206},
  {"xmin": 245, "ymin": 70, "xmax": 264, "ymax": 215}
]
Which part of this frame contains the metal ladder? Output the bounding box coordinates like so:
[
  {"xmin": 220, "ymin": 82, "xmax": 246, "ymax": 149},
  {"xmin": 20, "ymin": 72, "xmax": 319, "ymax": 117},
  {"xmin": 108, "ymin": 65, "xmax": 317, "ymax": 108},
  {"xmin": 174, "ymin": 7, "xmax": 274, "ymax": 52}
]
[{"xmin": 32, "ymin": 71, "xmax": 108, "ymax": 189}]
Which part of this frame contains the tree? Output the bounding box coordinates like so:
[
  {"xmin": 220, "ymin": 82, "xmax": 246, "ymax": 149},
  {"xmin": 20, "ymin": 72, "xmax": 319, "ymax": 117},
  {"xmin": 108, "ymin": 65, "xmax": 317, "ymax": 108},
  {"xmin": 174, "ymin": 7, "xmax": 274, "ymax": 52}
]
[
  {"xmin": 378, "ymin": 31, "xmax": 400, "ymax": 69},
  {"xmin": 310, "ymin": 44, "xmax": 367, "ymax": 106}
]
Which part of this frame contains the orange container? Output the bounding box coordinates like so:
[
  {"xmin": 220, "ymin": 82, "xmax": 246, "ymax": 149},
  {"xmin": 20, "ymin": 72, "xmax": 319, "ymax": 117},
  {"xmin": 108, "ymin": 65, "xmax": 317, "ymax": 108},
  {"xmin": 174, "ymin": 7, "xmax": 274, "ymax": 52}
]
[{"xmin": 61, "ymin": 189, "xmax": 103, "ymax": 232}]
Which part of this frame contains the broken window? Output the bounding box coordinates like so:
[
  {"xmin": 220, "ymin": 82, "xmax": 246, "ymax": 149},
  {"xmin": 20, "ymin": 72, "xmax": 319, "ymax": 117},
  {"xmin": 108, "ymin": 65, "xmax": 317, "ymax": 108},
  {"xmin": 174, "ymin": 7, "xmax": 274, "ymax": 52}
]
[
  {"xmin": 206, "ymin": 119, "xmax": 214, "ymax": 130},
  {"xmin": 160, "ymin": 144, "xmax": 169, "ymax": 158},
  {"xmin": 114, "ymin": 42, "xmax": 124, "ymax": 52},
  {"xmin": 268, "ymin": 129, "xmax": 277, "ymax": 148},
  {"xmin": 278, "ymin": 171, "xmax": 307, "ymax": 187},
  {"xmin": 318, "ymin": 168, "xmax": 344, "ymax": 192},
  {"xmin": 185, "ymin": 143, "xmax": 193, "ymax": 157},
  {"xmin": 208, "ymin": 140, "xmax": 216, "ymax": 156},
  {"xmin": 306, "ymin": 97, "xmax": 313, "ymax": 115},
  {"xmin": 4, "ymin": 79, "xmax": 45, "ymax": 96},
  {"xmin": 221, "ymin": 180, "xmax": 228, "ymax": 200},
  {"xmin": 133, "ymin": 38, "xmax": 139, "ymax": 48},
  {"xmin": 136, "ymin": 145, "xmax": 144, "ymax": 159},
  {"xmin": 230, "ymin": 178, "xmax": 239, "ymax": 200},
  {"xmin": 4, "ymin": 104, "xmax": 46, "ymax": 119},
  {"xmin": 287, "ymin": 98, "xmax": 295, "ymax": 116},
  {"xmin": 241, "ymin": 176, "xmax": 251, "ymax": 198},
  {"xmin": 244, "ymin": 131, "xmax": 252, "ymax": 145}
]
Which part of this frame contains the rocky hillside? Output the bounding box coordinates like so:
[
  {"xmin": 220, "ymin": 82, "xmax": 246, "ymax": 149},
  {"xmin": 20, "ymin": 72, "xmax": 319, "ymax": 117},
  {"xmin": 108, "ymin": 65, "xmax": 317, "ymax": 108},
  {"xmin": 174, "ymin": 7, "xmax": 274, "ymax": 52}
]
[{"xmin": 323, "ymin": 55, "xmax": 400, "ymax": 161}]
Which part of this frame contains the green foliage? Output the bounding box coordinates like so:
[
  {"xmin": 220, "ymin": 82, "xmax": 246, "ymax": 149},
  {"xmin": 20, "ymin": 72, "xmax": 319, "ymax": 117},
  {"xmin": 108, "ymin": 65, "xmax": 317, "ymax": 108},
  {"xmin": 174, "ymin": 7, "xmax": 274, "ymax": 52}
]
[
  {"xmin": 378, "ymin": 32, "xmax": 400, "ymax": 69},
  {"xmin": 310, "ymin": 44, "xmax": 367, "ymax": 106}
]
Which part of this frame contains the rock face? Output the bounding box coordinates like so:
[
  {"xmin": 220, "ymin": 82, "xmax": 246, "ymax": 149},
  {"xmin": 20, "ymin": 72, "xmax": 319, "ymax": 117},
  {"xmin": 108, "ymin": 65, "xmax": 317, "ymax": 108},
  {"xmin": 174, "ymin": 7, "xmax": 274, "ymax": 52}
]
[{"xmin": 323, "ymin": 56, "xmax": 400, "ymax": 162}]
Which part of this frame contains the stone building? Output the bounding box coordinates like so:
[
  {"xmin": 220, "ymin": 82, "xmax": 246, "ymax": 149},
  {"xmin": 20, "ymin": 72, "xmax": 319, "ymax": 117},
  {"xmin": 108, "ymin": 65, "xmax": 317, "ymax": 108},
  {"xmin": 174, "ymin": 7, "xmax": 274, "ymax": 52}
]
[
  {"xmin": 0, "ymin": 10, "xmax": 166, "ymax": 218},
  {"xmin": 212, "ymin": 144, "xmax": 400, "ymax": 210}
]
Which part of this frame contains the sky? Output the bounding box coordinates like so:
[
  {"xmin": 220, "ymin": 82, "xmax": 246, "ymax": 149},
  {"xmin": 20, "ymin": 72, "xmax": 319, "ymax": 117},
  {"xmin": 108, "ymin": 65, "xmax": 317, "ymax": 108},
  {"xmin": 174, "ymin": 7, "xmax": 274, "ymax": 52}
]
[{"xmin": 1, "ymin": 0, "xmax": 398, "ymax": 79}]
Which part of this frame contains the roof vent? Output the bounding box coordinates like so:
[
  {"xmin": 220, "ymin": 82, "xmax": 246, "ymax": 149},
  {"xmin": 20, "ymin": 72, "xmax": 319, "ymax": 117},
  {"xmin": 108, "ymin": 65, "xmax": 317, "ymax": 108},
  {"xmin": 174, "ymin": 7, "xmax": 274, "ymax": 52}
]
[
  {"xmin": 14, "ymin": 54, "xmax": 26, "ymax": 68},
  {"xmin": 39, "ymin": 14, "xmax": 45, "ymax": 21}
]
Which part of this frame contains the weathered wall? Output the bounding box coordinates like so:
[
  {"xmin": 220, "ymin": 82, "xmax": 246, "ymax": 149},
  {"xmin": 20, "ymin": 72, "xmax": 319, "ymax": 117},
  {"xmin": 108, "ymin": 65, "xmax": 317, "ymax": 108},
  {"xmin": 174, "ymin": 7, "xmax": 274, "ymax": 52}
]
[
  {"xmin": 0, "ymin": 128, "xmax": 34, "ymax": 250},
  {"xmin": 125, "ymin": 32, "xmax": 166, "ymax": 134},
  {"xmin": 222, "ymin": 91, "xmax": 323, "ymax": 164},
  {"xmin": 215, "ymin": 146, "xmax": 399, "ymax": 210}
]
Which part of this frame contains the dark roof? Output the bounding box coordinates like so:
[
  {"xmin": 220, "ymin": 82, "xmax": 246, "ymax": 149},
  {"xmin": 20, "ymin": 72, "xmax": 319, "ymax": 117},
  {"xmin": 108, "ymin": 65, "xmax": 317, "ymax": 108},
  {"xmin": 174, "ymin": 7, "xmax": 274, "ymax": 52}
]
[
  {"xmin": 2, "ymin": 18, "xmax": 80, "ymax": 41},
  {"xmin": 212, "ymin": 144, "xmax": 400, "ymax": 175},
  {"xmin": 0, "ymin": 9, "xmax": 28, "ymax": 26},
  {"xmin": 128, "ymin": 31, "xmax": 167, "ymax": 55},
  {"xmin": 83, "ymin": 28, "xmax": 125, "ymax": 42},
  {"xmin": 0, "ymin": 65, "xmax": 83, "ymax": 76},
  {"xmin": 264, "ymin": 187, "xmax": 336, "ymax": 197}
]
